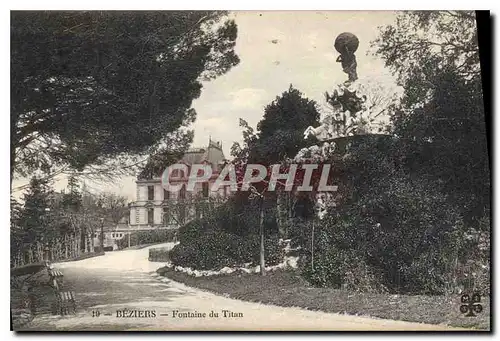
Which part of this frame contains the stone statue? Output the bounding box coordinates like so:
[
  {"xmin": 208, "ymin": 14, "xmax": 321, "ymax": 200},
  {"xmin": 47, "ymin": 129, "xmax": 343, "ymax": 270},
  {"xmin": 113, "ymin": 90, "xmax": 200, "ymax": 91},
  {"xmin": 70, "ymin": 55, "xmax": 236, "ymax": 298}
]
[
  {"xmin": 303, "ymin": 32, "xmax": 364, "ymax": 142},
  {"xmin": 334, "ymin": 32, "xmax": 359, "ymax": 83}
]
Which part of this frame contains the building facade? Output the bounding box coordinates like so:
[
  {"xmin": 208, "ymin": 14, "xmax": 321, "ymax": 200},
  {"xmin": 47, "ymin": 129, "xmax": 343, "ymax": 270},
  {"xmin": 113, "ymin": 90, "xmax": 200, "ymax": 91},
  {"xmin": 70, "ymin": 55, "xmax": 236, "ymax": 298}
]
[{"xmin": 128, "ymin": 139, "xmax": 229, "ymax": 230}]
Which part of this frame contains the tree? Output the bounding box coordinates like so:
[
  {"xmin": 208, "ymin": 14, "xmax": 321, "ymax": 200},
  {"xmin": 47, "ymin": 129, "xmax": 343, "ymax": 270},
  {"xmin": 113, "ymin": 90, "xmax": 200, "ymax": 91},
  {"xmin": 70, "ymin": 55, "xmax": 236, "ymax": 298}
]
[
  {"xmin": 10, "ymin": 196, "xmax": 24, "ymax": 267},
  {"xmin": 97, "ymin": 192, "xmax": 129, "ymax": 225},
  {"xmin": 372, "ymin": 11, "xmax": 489, "ymax": 227},
  {"xmin": 61, "ymin": 174, "xmax": 82, "ymax": 212},
  {"xmin": 235, "ymin": 86, "xmax": 321, "ymax": 238},
  {"xmin": 137, "ymin": 130, "xmax": 194, "ymax": 180},
  {"xmin": 16, "ymin": 177, "xmax": 56, "ymax": 263},
  {"xmin": 299, "ymin": 10, "xmax": 492, "ymax": 292},
  {"xmin": 250, "ymin": 85, "xmax": 320, "ymax": 164},
  {"xmin": 372, "ymin": 10, "xmax": 480, "ymax": 107},
  {"xmin": 226, "ymin": 87, "xmax": 324, "ymax": 272},
  {"xmin": 11, "ymin": 11, "xmax": 239, "ymax": 185}
]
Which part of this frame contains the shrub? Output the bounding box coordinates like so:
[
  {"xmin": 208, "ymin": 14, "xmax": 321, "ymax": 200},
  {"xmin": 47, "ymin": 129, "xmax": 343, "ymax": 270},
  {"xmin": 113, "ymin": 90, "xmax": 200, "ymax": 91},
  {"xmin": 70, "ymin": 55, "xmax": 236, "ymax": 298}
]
[
  {"xmin": 170, "ymin": 230, "xmax": 284, "ymax": 271},
  {"xmin": 170, "ymin": 230, "xmax": 238, "ymax": 270},
  {"xmin": 298, "ymin": 174, "xmax": 467, "ymax": 294},
  {"xmin": 116, "ymin": 229, "xmax": 177, "ymax": 249},
  {"xmin": 178, "ymin": 218, "xmax": 213, "ymax": 245},
  {"xmin": 249, "ymin": 235, "xmax": 284, "ymax": 266},
  {"xmin": 300, "ymin": 248, "xmax": 346, "ymax": 288},
  {"xmin": 149, "ymin": 247, "xmax": 171, "ymax": 262},
  {"xmin": 171, "ymin": 196, "xmax": 284, "ymax": 271}
]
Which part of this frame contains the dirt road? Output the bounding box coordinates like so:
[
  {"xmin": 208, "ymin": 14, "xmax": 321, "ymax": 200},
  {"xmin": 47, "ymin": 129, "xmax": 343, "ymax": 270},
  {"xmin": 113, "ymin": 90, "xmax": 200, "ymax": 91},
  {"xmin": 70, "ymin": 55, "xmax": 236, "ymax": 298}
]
[{"xmin": 20, "ymin": 243, "xmax": 465, "ymax": 331}]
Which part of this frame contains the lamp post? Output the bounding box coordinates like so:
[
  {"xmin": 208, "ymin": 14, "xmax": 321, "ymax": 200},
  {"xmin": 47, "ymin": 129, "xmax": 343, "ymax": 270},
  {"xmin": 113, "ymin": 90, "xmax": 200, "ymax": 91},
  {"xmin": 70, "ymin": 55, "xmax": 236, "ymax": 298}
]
[
  {"xmin": 100, "ymin": 217, "xmax": 105, "ymax": 252},
  {"xmin": 43, "ymin": 207, "xmax": 51, "ymax": 262}
]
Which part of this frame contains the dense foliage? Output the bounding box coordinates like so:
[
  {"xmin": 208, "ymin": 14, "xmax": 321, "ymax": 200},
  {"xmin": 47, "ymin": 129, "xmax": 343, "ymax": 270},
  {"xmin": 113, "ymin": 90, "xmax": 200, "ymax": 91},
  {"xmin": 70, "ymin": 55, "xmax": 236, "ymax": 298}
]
[
  {"xmin": 11, "ymin": 11, "xmax": 239, "ymax": 180},
  {"xmin": 116, "ymin": 229, "xmax": 178, "ymax": 250},
  {"xmin": 170, "ymin": 229, "xmax": 283, "ymax": 270},
  {"xmin": 169, "ymin": 199, "xmax": 283, "ymax": 270},
  {"xmin": 11, "ymin": 176, "xmax": 129, "ymax": 266},
  {"xmin": 298, "ymin": 11, "xmax": 490, "ymax": 294}
]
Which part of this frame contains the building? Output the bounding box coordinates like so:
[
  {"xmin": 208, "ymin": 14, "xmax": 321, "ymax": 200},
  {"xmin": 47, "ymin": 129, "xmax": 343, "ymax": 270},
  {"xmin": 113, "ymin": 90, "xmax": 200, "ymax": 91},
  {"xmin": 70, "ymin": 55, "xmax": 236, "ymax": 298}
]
[
  {"xmin": 128, "ymin": 139, "xmax": 229, "ymax": 230},
  {"xmin": 92, "ymin": 217, "xmax": 129, "ymax": 250}
]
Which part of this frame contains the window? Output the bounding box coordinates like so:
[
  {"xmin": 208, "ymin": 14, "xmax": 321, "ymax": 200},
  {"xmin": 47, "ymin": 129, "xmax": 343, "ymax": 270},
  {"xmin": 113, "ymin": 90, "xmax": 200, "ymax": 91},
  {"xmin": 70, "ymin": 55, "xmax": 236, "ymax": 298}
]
[
  {"xmin": 135, "ymin": 208, "xmax": 140, "ymax": 224},
  {"xmin": 202, "ymin": 182, "xmax": 209, "ymax": 198},
  {"xmin": 162, "ymin": 207, "xmax": 169, "ymax": 225},
  {"xmin": 148, "ymin": 186, "xmax": 154, "ymax": 200},
  {"xmin": 147, "ymin": 208, "xmax": 154, "ymax": 225},
  {"xmin": 163, "ymin": 188, "xmax": 170, "ymax": 200}
]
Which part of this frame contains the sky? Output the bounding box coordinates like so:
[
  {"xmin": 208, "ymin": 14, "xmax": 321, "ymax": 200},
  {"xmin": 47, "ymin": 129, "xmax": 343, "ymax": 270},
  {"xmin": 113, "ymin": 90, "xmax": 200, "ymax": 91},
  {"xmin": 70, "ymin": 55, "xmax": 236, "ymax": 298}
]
[{"xmin": 11, "ymin": 11, "xmax": 400, "ymax": 202}]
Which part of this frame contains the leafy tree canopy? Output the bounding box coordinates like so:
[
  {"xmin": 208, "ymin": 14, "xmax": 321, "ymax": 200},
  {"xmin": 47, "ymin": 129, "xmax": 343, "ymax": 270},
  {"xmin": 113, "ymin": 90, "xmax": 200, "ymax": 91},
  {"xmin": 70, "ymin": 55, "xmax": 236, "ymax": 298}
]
[
  {"xmin": 372, "ymin": 11, "xmax": 489, "ymax": 225},
  {"xmin": 11, "ymin": 11, "xmax": 239, "ymax": 181},
  {"xmin": 249, "ymin": 85, "xmax": 320, "ymax": 164},
  {"xmin": 372, "ymin": 10, "xmax": 480, "ymax": 108}
]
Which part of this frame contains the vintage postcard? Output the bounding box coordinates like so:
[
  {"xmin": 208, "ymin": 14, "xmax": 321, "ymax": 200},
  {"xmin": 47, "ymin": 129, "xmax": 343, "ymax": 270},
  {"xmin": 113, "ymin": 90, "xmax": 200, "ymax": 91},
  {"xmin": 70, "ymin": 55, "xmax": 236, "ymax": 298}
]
[{"xmin": 10, "ymin": 10, "xmax": 491, "ymax": 331}]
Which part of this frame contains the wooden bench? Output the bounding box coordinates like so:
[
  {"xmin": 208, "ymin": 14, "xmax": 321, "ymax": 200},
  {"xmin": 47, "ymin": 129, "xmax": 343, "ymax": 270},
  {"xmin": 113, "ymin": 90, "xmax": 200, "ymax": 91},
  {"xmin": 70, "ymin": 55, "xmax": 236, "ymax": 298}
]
[
  {"xmin": 11, "ymin": 262, "xmax": 76, "ymax": 316},
  {"xmin": 47, "ymin": 268, "xmax": 64, "ymax": 289},
  {"xmin": 57, "ymin": 291, "xmax": 76, "ymax": 315}
]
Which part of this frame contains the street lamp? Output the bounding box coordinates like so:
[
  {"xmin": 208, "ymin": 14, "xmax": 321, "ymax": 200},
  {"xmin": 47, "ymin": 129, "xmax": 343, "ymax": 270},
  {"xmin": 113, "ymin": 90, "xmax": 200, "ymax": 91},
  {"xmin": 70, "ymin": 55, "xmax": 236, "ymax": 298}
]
[
  {"xmin": 100, "ymin": 217, "xmax": 105, "ymax": 252},
  {"xmin": 43, "ymin": 208, "xmax": 51, "ymax": 262}
]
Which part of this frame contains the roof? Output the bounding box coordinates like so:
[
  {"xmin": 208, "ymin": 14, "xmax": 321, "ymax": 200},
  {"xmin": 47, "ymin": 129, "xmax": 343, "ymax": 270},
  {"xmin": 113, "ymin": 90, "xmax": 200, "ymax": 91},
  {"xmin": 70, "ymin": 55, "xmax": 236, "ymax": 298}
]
[
  {"xmin": 136, "ymin": 139, "xmax": 227, "ymax": 183},
  {"xmin": 180, "ymin": 139, "xmax": 226, "ymax": 167}
]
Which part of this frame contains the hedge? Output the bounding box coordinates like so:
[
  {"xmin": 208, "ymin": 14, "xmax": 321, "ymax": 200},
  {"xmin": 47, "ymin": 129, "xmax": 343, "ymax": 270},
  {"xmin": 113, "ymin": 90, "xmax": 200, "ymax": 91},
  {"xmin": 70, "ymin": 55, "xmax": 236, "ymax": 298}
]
[
  {"xmin": 116, "ymin": 229, "xmax": 178, "ymax": 249},
  {"xmin": 170, "ymin": 230, "xmax": 284, "ymax": 271}
]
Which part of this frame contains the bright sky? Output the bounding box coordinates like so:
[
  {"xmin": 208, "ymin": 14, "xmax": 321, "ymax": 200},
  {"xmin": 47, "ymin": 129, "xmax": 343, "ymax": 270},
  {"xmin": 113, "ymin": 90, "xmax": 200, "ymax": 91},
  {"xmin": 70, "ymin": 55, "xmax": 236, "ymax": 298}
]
[{"xmin": 12, "ymin": 10, "xmax": 400, "ymax": 202}]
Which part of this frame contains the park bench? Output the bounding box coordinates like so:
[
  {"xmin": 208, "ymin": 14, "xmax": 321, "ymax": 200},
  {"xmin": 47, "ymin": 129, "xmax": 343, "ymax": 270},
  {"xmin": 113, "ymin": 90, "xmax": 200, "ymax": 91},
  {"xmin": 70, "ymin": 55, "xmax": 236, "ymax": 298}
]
[
  {"xmin": 47, "ymin": 267, "xmax": 64, "ymax": 289},
  {"xmin": 57, "ymin": 290, "xmax": 76, "ymax": 315},
  {"xmin": 11, "ymin": 261, "xmax": 76, "ymax": 317}
]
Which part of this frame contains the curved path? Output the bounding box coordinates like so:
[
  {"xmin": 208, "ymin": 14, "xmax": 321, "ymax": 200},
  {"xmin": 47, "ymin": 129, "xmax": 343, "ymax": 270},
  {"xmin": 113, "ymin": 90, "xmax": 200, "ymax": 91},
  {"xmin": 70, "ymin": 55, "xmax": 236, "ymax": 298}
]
[{"xmin": 22, "ymin": 243, "xmax": 463, "ymax": 331}]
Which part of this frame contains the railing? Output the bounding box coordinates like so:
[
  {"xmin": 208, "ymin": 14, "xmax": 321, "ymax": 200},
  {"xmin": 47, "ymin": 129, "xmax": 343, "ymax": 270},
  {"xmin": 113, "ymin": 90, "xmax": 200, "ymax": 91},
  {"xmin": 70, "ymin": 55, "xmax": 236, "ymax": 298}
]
[{"xmin": 117, "ymin": 224, "xmax": 179, "ymax": 232}]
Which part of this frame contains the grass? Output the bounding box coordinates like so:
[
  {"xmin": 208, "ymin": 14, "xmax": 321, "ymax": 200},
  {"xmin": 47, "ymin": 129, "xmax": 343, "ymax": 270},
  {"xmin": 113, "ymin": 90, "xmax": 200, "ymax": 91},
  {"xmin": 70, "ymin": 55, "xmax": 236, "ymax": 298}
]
[{"xmin": 158, "ymin": 267, "xmax": 490, "ymax": 330}]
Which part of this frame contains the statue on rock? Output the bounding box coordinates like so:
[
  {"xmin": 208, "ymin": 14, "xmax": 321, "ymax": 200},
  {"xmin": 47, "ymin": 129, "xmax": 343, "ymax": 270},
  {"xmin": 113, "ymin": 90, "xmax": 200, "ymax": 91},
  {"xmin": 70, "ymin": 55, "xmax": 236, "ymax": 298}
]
[
  {"xmin": 304, "ymin": 32, "xmax": 372, "ymax": 142},
  {"xmin": 334, "ymin": 32, "xmax": 359, "ymax": 83}
]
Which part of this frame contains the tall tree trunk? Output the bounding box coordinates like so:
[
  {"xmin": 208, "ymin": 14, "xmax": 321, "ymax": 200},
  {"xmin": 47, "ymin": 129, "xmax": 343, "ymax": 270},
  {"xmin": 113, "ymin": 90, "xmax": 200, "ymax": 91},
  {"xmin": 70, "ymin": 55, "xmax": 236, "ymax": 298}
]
[
  {"xmin": 259, "ymin": 199, "xmax": 266, "ymax": 276},
  {"xmin": 90, "ymin": 227, "xmax": 95, "ymax": 253},
  {"xmin": 36, "ymin": 242, "xmax": 42, "ymax": 262},
  {"xmin": 64, "ymin": 234, "xmax": 69, "ymax": 259},
  {"xmin": 84, "ymin": 233, "xmax": 88, "ymax": 253},
  {"xmin": 10, "ymin": 136, "xmax": 16, "ymax": 192},
  {"xmin": 100, "ymin": 221, "xmax": 104, "ymax": 251},
  {"xmin": 71, "ymin": 234, "xmax": 76, "ymax": 258},
  {"xmin": 276, "ymin": 190, "xmax": 287, "ymax": 238},
  {"xmin": 76, "ymin": 232, "xmax": 81, "ymax": 257}
]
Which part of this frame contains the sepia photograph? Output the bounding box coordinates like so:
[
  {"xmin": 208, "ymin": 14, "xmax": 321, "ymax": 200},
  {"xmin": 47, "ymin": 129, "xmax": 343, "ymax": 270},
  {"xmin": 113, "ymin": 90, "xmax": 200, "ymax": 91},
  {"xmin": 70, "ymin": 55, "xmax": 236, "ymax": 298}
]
[{"xmin": 9, "ymin": 9, "xmax": 491, "ymax": 332}]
